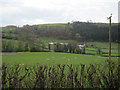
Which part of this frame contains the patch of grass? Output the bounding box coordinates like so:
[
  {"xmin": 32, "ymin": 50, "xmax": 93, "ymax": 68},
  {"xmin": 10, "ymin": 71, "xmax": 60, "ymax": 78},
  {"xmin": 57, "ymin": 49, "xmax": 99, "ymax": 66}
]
[
  {"xmin": 86, "ymin": 42, "xmax": 118, "ymax": 49},
  {"xmin": 38, "ymin": 23, "xmax": 68, "ymax": 27},
  {"xmin": 2, "ymin": 52, "xmax": 118, "ymax": 65},
  {"xmin": 38, "ymin": 37, "xmax": 76, "ymax": 43},
  {"xmin": 85, "ymin": 47, "xmax": 119, "ymax": 56}
]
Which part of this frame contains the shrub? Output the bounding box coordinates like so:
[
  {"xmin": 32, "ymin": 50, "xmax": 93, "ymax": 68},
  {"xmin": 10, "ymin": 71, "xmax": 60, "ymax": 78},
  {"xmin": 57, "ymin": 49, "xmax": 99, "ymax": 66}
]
[{"xmin": 2, "ymin": 60, "xmax": 119, "ymax": 88}]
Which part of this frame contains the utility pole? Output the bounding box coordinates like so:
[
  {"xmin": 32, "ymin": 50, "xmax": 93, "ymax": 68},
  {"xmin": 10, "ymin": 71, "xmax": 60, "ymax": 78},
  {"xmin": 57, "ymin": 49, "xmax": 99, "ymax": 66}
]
[{"xmin": 107, "ymin": 14, "xmax": 112, "ymax": 60}]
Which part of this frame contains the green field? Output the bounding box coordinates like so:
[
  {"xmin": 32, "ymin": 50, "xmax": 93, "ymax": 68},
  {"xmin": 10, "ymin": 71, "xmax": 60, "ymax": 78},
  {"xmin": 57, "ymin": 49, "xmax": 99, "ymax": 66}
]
[
  {"xmin": 38, "ymin": 37, "xmax": 76, "ymax": 43},
  {"xmin": 85, "ymin": 42, "xmax": 118, "ymax": 49},
  {"xmin": 2, "ymin": 52, "xmax": 118, "ymax": 65}
]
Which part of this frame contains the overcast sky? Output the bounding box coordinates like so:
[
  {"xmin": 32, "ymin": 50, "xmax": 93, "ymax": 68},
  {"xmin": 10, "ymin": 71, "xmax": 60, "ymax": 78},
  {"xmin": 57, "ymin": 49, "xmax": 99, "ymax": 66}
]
[{"xmin": 0, "ymin": 0, "xmax": 119, "ymax": 26}]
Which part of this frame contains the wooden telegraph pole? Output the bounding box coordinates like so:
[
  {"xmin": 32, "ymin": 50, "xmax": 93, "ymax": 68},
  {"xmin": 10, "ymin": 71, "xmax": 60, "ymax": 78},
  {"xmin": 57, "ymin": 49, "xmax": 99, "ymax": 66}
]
[
  {"xmin": 107, "ymin": 14, "xmax": 112, "ymax": 85},
  {"xmin": 107, "ymin": 14, "xmax": 112, "ymax": 60}
]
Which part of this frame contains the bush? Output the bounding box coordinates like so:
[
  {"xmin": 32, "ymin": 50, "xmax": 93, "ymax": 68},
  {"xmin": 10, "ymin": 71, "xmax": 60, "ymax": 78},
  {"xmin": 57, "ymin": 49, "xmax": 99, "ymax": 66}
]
[
  {"xmin": 97, "ymin": 48, "xmax": 102, "ymax": 55},
  {"xmin": 2, "ymin": 60, "xmax": 119, "ymax": 88}
]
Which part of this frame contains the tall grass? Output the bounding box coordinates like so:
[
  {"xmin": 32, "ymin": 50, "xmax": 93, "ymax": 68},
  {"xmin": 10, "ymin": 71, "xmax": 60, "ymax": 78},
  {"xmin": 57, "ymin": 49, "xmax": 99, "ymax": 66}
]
[{"xmin": 2, "ymin": 60, "xmax": 120, "ymax": 88}]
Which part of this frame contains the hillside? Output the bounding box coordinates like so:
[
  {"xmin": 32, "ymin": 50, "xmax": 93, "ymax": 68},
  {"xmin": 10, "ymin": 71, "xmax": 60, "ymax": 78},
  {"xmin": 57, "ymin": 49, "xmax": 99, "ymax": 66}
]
[
  {"xmin": 2, "ymin": 22, "xmax": 118, "ymax": 42},
  {"xmin": 2, "ymin": 21, "xmax": 119, "ymax": 52}
]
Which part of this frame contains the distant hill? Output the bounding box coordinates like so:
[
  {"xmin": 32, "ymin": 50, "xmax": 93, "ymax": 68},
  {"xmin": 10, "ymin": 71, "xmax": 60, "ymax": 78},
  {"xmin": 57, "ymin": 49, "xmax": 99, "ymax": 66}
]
[{"xmin": 2, "ymin": 22, "xmax": 119, "ymax": 42}]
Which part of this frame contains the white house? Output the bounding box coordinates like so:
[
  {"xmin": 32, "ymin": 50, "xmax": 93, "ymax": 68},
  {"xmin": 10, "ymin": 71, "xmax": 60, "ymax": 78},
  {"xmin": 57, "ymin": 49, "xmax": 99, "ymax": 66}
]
[{"xmin": 77, "ymin": 44, "xmax": 85, "ymax": 49}]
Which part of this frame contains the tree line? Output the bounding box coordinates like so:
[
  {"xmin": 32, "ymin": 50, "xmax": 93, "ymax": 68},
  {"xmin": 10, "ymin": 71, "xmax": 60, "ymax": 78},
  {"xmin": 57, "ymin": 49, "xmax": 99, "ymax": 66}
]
[{"xmin": 2, "ymin": 22, "xmax": 119, "ymax": 42}]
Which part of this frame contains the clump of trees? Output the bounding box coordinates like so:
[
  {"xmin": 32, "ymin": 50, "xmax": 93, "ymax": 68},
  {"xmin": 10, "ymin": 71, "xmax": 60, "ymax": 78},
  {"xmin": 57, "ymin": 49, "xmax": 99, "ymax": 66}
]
[
  {"xmin": 72, "ymin": 21, "xmax": 118, "ymax": 42},
  {"xmin": 2, "ymin": 39, "xmax": 45, "ymax": 52},
  {"xmin": 52, "ymin": 42, "xmax": 86, "ymax": 54},
  {"xmin": 2, "ymin": 40, "xmax": 27, "ymax": 52}
]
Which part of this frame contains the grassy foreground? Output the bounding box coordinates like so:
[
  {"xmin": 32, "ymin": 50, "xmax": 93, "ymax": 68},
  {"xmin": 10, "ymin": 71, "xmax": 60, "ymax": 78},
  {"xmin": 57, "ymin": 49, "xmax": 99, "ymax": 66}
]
[
  {"xmin": 2, "ymin": 60, "xmax": 120, "ymax": 88},
  {"xmin": 2, "ymin": 52, "xmax": 119, "ymax": 88},
  {"xmin": 2, "ymin": 52, "xmax": 118, "ymax": 65}
]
